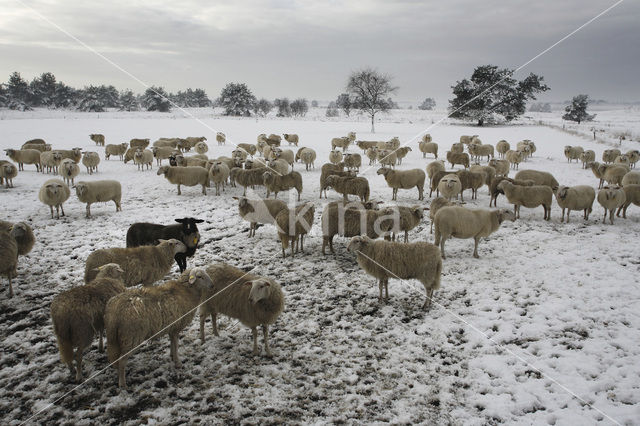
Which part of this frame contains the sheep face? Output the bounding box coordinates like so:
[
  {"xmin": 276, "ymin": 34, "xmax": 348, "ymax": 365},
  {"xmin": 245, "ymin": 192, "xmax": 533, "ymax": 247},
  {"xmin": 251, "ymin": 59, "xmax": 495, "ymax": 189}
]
[
  {"xmin": 96, "ymin": 263, "xmax": 125, "ymax": 278},
  {"xmin": 74, "ymin": 183, "xmax": 88, "ymax": 197},
  {"xmin": 175, "ymin": 217, "xmax": 204, "ymax": 244},
  {"xmin": 156, "ymin": 166, "xmax": 169, "ymax": 176},
  {"xmin": 188, "ymin": 267, "xmax": 213, "ymax": 290},
  {"xmin": 497, "ymin": 209, "xmax": 517, "ymax": 223},
  {"xmin": 248, "ymin": 279, "xmax": 272, "ymax": 304},
  {"xmin": 47, "ymin": 181, "xmax": 66, "ymax": 196},
  {"xmin": 376, "ymin": 168, "xmax": 390, "ymax": 176},
  {"xmin": 556, "ymin": 186, "xmax": 569, "ymax": 200},
  {"xmin": 159, "ymin": 238, "xmax": 187, "ymax": 255},
  {"xmin": 346, "ymin": 235, "xmax": 371, "ymax": 254}
]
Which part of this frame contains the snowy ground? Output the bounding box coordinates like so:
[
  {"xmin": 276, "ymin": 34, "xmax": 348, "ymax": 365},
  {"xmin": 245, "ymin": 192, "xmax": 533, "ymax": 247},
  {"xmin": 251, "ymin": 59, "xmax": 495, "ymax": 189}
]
[{"xmin": 0, "ymin": 108, "xmax": 639, "ymax": 425}]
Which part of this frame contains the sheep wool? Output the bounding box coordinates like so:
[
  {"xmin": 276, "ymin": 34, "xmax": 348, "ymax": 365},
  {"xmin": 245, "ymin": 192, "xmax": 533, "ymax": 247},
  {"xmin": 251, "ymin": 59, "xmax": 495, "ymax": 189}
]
[
  {"xmin": 200, "ymin": 263, "xmax": 284, "ymax": 356},
  {"xmin": 84, "ymin": 239, "xmax": 187, "ymax": 286},
  {"xmin": 554, "ymin": 185, "xmax": 596, "ymax": 222},
  {"xmin": 275, "ymin": 203, "xmax": 315, "ymax": 257},
  {"xmin": 38, "ymin": 179, "xmax": 71, "ymax": 219},
  {"xmin": 377, "ymin": 168, "xmax": 425, "ymax": 201},
  {"xmin": 50, "ymin": 263, "xmax": 126, "ymax": 382},
  {"xmin": 347, "ymin": 236, "xmax": 442, "ymax": 309},
  {"xmin": 105, "ymin": 267, "xmax": 213, "ymax": 388},
  {"xmin": 0, "ymin": 230, "xmax": 18, "ymax": 297},
  {"xmin": 597, "ymin": 186, "xmax": 626, "ymax": 224},
  {"xmin": 75, "ymin": 180, "xmax": 122, "ymax": 217},
  {"xmin": 434, "ymin": 206, "xmax": 516, "ymax": 259}
]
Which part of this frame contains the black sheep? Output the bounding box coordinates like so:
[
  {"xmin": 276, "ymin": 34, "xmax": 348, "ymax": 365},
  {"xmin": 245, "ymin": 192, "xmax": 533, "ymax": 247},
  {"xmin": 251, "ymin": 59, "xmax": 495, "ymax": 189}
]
[{"xmin": 126, "ymin": 217, "xmax": 204, "ymax": 272}]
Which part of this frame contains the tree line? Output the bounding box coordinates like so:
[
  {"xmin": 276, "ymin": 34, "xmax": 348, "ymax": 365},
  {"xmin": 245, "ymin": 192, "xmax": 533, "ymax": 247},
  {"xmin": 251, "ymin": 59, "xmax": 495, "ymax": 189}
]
[{"xmin": 0, "ymin": 67, "xmax": 596, "ymax": 129}]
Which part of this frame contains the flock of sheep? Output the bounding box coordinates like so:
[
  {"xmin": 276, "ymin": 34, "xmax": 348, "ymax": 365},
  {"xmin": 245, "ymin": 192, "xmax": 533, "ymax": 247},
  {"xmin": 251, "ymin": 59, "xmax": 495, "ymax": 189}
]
[{"xmin": 1, "ymin": 128, "xmax": 640, "ymax": 391}]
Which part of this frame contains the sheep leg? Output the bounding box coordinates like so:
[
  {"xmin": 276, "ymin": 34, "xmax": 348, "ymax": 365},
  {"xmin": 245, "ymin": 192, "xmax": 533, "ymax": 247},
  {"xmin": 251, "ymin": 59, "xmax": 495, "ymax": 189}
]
[
  {"xmin": 404, "ymin": 231, "xmax": 408, "ymax": 243},
  {"xmin": 60, "ymin": 204, "xmax": 65, "ymax": 217},
  {"xmin": 99, "ymin": 330, "xmax": 104, "ymax": 352},
  {"xmin": 49, "ymin": 205, "xmax": 54, "ymax": 219},
  {"xmin": 74, "ymin": 349, "xmax": 83, "ymax": 382},
  {"xmin": 86, "ymin": 203, "xmax": 91, "ymax": 218},
  {"xmin": 170, "ymin": 334, "xmax": 181, "ymax": 368},
  {"xmin": 211, "ymin": 313, "xmax": 219, "ymax": 336},
  {"xmin": 473, "ymin": 237, "xmax": 480, "ymax": 259},
  {"xmin": 378, "ymin": 279, "xmax": 384, "ymax": 302},
  {"xmin": 262, "ymin": 325, "xmax": 272, "ymax": 357},
  {"xmin": 561, "ymin": 208, "xmax": 565, "ymax": 222},
  {"xmin": 8, "ymin": 271, "xmax": 13, "ymax": 298},
  {"xmin": 117, "ymin": 357, "xmax": 129, "ymax": 389},
  {"xmin": 609, "ymin": 209, "xmax": 614, "ymax": 225},
  {"xmin": 423, "ymin": 288, "xmax": 433, "ymax": 310},
  {"xmin": 603, "ymin": 209, "xmax": 607, "ymax": 223},
  {"xmin": 252, "ymin": 327, "xmax": 260, "ymax": 355},
  {"xmin": 55, "ymin": 205, "xmax": 60, "ymax": 219},
  {"xmin": 384, "ymin": 278, "xmax": 389, "ymax": 301},
  {"xmin": 199, "ymin": 315, "xmax": 207, "ymax": 343}
]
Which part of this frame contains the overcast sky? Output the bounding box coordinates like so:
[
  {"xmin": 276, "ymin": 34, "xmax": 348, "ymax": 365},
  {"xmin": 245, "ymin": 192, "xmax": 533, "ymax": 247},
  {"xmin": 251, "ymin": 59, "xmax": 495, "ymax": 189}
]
[{"xmin": 0, "ymin": 0, "xmax": 638, "ymax": 104}]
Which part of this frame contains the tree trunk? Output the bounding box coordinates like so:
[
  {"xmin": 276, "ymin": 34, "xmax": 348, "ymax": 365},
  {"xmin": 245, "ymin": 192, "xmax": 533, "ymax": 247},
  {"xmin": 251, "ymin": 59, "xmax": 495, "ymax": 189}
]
[
  {"xmin": 478, "ymin": 118, "xmax": 484, "ymax": 126},
  {"xmin": 371, "ymin": 113, "xmax": 375, "ymax": 133}
]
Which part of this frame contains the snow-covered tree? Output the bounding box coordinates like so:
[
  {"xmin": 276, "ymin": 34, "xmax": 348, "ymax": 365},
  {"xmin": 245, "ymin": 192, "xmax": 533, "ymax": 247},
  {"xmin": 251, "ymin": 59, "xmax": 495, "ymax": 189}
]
[
  {"xmin": 218, "ymin": 83, "xmax": 255, "ymax": 116},
  {"xmin": 311, "ymin": 100, "xmax": 319, "ymax": 108},
  {"xmin": 529, "ymin": 102, "xmax": 551, "ymax": 112},
  {"xmin": 290, "ymin": 98, "xmax": 308, "ymax": 117},
  {"xmin": 118, "ymin": 90, "xmax": 139, "ymax": 111},
  {"xmin": 141, "ymin": 86, "xmax": 171, "ymax": 112},
  {"xmin": 0, "ymin": 84, "xmax": 7, "ymax": 107},
  {"xmin": 253, "ymin": 98, "xmax": 273, "ymax": 117},
  {"xmin": 53, "ymin": 82, "xmax": 76, "ymax": 108},
  {"xmin": 97, "ymin": 85, "xmax": 119, "ymax": 108},
  {"xmin": 346, "ymin": 68, "xmax": 397, "ymax": 132},
  {"xmin": 274, "ymin": 98, "xmax": 291, "ymax": 117},
  {"xmin": 449, "ymin": 65, "xmax": 549, "ymax": 126},
  {"xmin": 76, "ymin": 86, "xmax": 106, "ymax": 112},
  {"xmin": 336, "ymin": 93, "xmax": 352, "ymax": 117},
  {"xmin": 419, "ymin": 97, "xmax": 436, "ymax": 110},
  {"xmin": 5, "ymin": 72, "xmax": 33, "ymax": 110},
  {"xmin": 326, "ymin": 101, "xmax": 339, "ymax": 117},
  {"xmin": 562, "ymin": 95, "xmax": 595, "ymax": 124},
  {"xmin": 29, "ymin": 72, "xmax": 57, "ymax": 107}
]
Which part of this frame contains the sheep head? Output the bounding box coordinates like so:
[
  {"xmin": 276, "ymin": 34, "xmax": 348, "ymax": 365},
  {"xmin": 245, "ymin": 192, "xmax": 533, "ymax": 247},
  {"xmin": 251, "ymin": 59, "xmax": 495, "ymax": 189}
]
[
  {"xmin": 74, "ymin": 182, "xmax": 87, "ymax": 196},
  {"xmin": 158, "ymin": 238, "xmax": 187, "ymax": 255},
  {"xmin": 188, "ymin": 267, "xmax": 213, "ymax": 290},
  {"xmin": 497, "ymin": 209, "xmax": 517, "ymax": 223},
  {"xmin": 556, "ymin": 186, "xmax": 569, "ymax": 200},
  {"xmin": 247, "ymin": 278, "xmax": 272, "ymax": 304},
  {"xmin": 175, "ymin": 217, "xmax": 204, "ymax": 241},
  {"xmin": 96, "ymin": 263, "xmax": 125, "ymax": 279},
  {"xmin": 346, "ymin": 235, "xmax": 371, "ymax": 254},
  {"xmin": 45, "ymin": 181, "xmax": 64, "ymax": 196},
  {"xmin": 376, "ymin": 168, "xmax": 390, "ymax": 176},
  {"xmin": 157, "ymin": 166, "xmax": 169, "ymax": 176}
]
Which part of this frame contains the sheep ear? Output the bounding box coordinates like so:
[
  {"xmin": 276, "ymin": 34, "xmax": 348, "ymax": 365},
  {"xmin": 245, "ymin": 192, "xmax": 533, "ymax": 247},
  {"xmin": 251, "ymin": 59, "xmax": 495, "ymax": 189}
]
[
  {"xmin": 243, "ymin": 281, "xmax": 253, "ymax": 286},
  {"xmin": 157, "ymin": 239, "xmax": 167, "ymax": 243},
  {"xmin": 232, "ymin": 196, "xmax": 239, "ymax": 200},
  {"xmin": 194, "ymin": 219, "xmax": 204, "ymax": 223},
  {"xmin": 175, "ymin": 218, "xmax": 185, "ymax": 223}
]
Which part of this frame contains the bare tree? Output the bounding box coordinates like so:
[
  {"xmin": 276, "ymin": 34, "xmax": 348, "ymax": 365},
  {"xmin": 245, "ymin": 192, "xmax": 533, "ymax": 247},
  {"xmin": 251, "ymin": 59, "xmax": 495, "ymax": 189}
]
[{"xmin": 346, "ymin": 68, "xmax": 397, "ymax": 133}]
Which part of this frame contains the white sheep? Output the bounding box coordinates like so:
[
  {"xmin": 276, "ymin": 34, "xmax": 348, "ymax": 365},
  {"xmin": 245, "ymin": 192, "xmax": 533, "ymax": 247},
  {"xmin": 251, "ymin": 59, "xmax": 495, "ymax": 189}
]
[
  {"xmin": 300, "ymin": 148, "xmax": 317, "ymax": 171},
  {"xmin": 597, "ymin": 185, "xmax": 626, "ymax": 224},
  {"xmin": 344, "ymin": 153, "xmax": 362, "ymax": 172},
  {"xmin": 426, "ymin": 160, "xmax": 445, "ymax": 180},
  {"xmin": 505, "ymin": 150, "xmax": 523, "ymax": 169},
  {"xmin": 90, "ymin": 134, "xmax": 105, "ymax": 146},
  {"xmin": 496, "ymin": 140, "xmax": 510, "ymax": 159},
  {"xmin": 434, "ymin": 206, "xmax": 516, "ymax": 259},
  {"xmin": 0, "ymin": 161, "xmax": 18, "ymax": 188},
  {"xmin": 450, "ymin": 143, "xmax": 464, "ymax": 154},
  {"xmin": 377, "ymin": 168, "xmax": 425, "ymax": 201},
  {"xmin": 5, "ymin": 148, "xmax": 41, "ymax": 171},
  {"xmin": 157, "ymin": 165, "xmax": 209, "ymax": 195},
  {"xmin": 263, "ymin": 170, "xmax": 303, "ymax": 200},
  {"xmin": 626, "ymin": 150, "xmax": 639, "ymax": 168},
  {"xmin": 325, "ymin": 175, "xmax": 370, "ymax": 202},
  {"xmin": 199, "ymin": 263, "xmax": 284, "ymax": 356},
  {"xmin": 194, "ymin": 141, "xmax": 209, "ymax": 155},
  {"xmin": 321, "ymin": 202, "xmax": 388, "ymax": 254},
  {"xmin": 133, "ymin": 149, "xmax": 153, "ymax": 171},
  {"xmin": 514, "ymin": 169, "xmax": 559, "ymax": 190},
  {"xmin": 554, "ymin": 185, "xmax": 596, "ymax": 222},
  {"xmin": 488, "ymin": 159, "xmax": 509, "ymax": 177},
  {"xmin": 105, "ymin": 143, "xmax": 128, "ymax": 160},
  {"xmin": 268, "ymin": 158, "xmax": 290, "ymax": 175},
  {"xmin": 82, "ymin": 151, "xmax": 100, "ymax": 175},
  {"xmin": 275, "ymin": 202, "xmax": 315, "ymax": 257},
  {"xmin": 50, "ymin": 263, "xmax": 126, "ymax": 382},
  {"xmin": 59, "ymin": 158, "xmax": 80, "ymax": 185},
  {"xmin": 580, "ymin": 150, "xmax": 596, "ymax": 169},
  {"xmin": 419, "ymin": 141, "xmax": 438, "ymax": 159},
  {"xmin": 622, "ymin": 171, "xmax": 640, "ymax": 187},
  {"xmin": 40, "ymin": 150, "xmax": 63, "ymax": 174},
  {"xmin": 602, "ymin": 149, "xmax": 621, "ymax": 164},
  {"xmin": 84, "ymin": 239, "xmax": 187, "ymax": 286},
  {"xmin": 437, "ymin": 174, "xmax": 462, "ymax": 201},
  {"xmin": 209, "ymin": 162, "xmax": 230, "ymax": 196},
  {"xmin": 497, "ymin": 180, "xmax": 553, "ymax": 220},
  {"xmin": 347, "ymin": 236, "xmax": 442, "ymax": 309},
  {"xmin": 216, "ymin": 132, "xmax": 226, "ymax": 145},
  {"xmin": 75, "ymin": 180, "xmax": 122, "ymax": 217},
  {"xmin": 446, "ymin": 151, "xmax": 469, "ymax": 169},
  {"xmin": 616, "ymin": 184, "xmax": 640, "ymax": 218},
  {"xmin": 366, "ymin": 147, "xmax": 378, "ymax": 165},
  {"xmin": 378, "ymin": 149, "xmax": 397, "ymax": 169},
  {"xmin": 38, "ymin": 179, "xmax": 71, "ymax": 219},
  {"xmin": 152, "ymin": 146, "xmax": 176, "ymax": 166},
  {"xmin": 602, "ymin": 165, "xmax": 629, "ymax": 186},
  {"xmin": 235, "ymin": 196, "xmax": 288, "ymax": 237},
  {"xmin": 0, "ymin": 229, "xmax": 18, "ymax": 297},
  {"xmin": 283, "ymin": 133, "xmax": 299, "ymax": 146},
  {"xmin": 564, "ymin": 145, "xmax": 584, "ymax": 163},
  {"xmin": 329, "ymin": 150, "xmax": 343, "ymax": 165},
  {"xmin": 427, "ymin": 197, "xmax": 455, "ymax": 234},
  {"xmin": 105, "ymin": 267, "xmax": 213, "ymax": 388},
  {"xmin": 380, "ymin": 205, "xmax": 424, "ymax": 242}
]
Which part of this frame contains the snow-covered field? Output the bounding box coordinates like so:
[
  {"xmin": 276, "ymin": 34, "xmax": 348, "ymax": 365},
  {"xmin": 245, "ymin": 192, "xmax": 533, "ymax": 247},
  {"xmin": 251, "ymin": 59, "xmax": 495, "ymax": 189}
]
[{"xmin": 1, "ymin": 108, "xmax": 639, "ymax": 425}]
